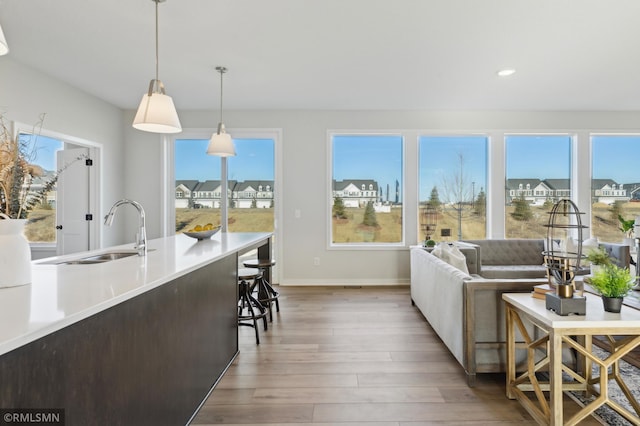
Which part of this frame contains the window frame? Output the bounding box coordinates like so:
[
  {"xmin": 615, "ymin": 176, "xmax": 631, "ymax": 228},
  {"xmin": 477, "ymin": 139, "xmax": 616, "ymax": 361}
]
[
  {"xmin": 417, "ymin": 133, "xmax": 489, "ymax": 242},
  {"xmin": 327, "ymin": 131, "xmax": 406, "ymax": 250}
]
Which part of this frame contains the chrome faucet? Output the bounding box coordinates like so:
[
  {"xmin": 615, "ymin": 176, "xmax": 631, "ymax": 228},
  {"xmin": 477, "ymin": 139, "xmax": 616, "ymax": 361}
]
[{"xmin": 104, "ymin": 199, "xmax": 147, "ymax": 256}]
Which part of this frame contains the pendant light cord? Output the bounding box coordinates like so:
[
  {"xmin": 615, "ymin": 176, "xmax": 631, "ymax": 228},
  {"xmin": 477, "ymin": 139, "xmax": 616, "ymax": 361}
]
[
  {"xmin": 216, "ymin": 66, "xmax": 227, "ymax": 127},
  {"xmin": 219, "ymin": 70, "xmax": 223, "ymax": 123},
  {"xmin": 155, "ymin": 0, "xmax": 160, "ymax": 83}
]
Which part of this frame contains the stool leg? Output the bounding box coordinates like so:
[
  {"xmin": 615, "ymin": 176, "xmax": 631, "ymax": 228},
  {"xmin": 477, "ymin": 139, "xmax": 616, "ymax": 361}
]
[
  {"xmin": 259, "ymin": 266, "xmax": 280, "ymax": 313},
  {"xmin": 247, "ymin": 288, "xmax": 268, "ymax": 331},
  {"xmin": 238, "ymin": 280, "xmax": 267, "ymax": 344},
  {"xmin": 251, "ymin": 273, "xmax": 274, "ymax": 322}
]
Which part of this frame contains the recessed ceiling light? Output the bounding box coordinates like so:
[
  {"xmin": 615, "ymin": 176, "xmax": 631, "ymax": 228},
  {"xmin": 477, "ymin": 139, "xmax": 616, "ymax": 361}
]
[{"xmin": 497, "ymin": 68, "xmax": 516, "ymax": 77}]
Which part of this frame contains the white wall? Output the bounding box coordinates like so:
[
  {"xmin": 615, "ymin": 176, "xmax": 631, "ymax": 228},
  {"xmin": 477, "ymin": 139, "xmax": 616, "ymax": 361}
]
[
  {"xmin": 0, "ymin": 58, "xmax": 126, "ymax": 248},
  {"xmin": 123, "ymin": 108, "xmax": 640, "ymax": 286}
]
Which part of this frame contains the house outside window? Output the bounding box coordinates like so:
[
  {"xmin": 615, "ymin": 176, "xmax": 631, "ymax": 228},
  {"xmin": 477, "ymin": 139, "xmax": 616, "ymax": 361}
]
[{"xmin": 175, "ymin": 137, "xmax": 275, "ymax": 232}]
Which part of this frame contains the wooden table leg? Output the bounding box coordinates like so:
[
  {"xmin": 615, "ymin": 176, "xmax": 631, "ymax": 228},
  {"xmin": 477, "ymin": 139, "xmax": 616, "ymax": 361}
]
[
  {"xmin": 550, "ymin": 330, "xmax": 564, "ymax": 426},
  {"xmin": 506, "ymin": 304, "xmax": 516, "ymax": 399}
]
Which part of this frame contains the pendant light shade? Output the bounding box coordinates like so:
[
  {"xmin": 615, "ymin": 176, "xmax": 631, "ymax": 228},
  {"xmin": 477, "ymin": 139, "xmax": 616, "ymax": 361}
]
[
  {"xmin": 206, "ymin": 66, "xmax": 236, "ymax": 157},
  {"xmin": 132, "ymin": 0, "xmax": 181, "ymax": 134},
  {"xmin": 207, "ymin": 124, "xmax": 236, "ymax": 156},
  {"xmin": 0, "ymin": 24, "xmax": 9, "ymax": 56},
  {"xmin": 133, "ymin": 80, "xmax": 181, "ymax": 134}
]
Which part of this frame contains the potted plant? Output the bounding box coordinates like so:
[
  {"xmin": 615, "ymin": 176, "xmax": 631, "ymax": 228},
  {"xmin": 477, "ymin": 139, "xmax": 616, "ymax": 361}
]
[
  {"xmin": 585, "ymin": 247, "xmax": 611, "ymax": 275},
  {"xmin": 588, "ymin": 263, "xmax": 635, "ymax": 313},
  {"xmin": 618, "ymin": 215, "xmax": 636, "ymax": 247}
]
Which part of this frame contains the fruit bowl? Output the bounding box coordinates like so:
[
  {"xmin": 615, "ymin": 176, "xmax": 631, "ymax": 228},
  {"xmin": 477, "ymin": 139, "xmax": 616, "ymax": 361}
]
[{"xmin": 183, "ymin": 226, "xmax": 221, "ymax": 241}]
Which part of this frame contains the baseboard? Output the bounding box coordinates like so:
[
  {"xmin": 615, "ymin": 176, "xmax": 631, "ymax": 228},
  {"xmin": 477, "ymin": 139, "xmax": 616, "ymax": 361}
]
[{"xmin": 277, "ymin": 278, "xmax": 410, "ymax": 286}]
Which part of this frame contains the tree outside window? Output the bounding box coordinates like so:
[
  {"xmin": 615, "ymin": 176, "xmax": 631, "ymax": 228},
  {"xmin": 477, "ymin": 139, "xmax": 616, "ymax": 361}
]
[{"xmin": 418, "ymin": 135, "xmax": 487, "ymax": 241}]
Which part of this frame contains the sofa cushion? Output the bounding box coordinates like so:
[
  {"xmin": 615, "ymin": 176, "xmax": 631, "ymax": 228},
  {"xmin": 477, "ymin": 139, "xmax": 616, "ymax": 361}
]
[
  {"xmin": 480, "ymin": 264, "xmax": 548, "ymax": 279},
  {"xmin": 463, "ymin": 239, "xmax": 545, "ymax": 266}
]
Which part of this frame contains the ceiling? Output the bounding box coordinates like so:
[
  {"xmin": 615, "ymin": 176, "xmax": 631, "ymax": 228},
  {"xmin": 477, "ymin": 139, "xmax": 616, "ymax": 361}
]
[{"xmin": 3, "ymin": 0, "xmax": 640, "ymax": 112}]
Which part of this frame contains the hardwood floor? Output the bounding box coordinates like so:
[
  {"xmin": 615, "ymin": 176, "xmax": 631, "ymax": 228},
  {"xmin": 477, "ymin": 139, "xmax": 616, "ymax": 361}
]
[{"xmin": 190, "ymin": 285, "xmax": 603, "ymax": 425}]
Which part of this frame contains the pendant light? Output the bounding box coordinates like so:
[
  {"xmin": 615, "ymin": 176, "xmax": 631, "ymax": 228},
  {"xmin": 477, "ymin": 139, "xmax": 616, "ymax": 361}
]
[
  {"xmin": 206, "ymin": 66, "xmax": 236, "ymax": 156},
  {"xmin": 132, "ymin": 0, "xmax": 182, "ymax": 134},
  {"xmin": 206, "ymin": 66, "xmax": 235, "ymax": 233},
  {"xmin": 0, "ymin": 24, "xmax": 9, "ymax": 56}
]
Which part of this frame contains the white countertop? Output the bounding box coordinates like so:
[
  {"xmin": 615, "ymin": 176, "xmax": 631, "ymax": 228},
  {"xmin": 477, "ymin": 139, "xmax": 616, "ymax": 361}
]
[
  {"xmin": 503, "ymin": 292, "xmax": 640, "ymax": 330},
  {"xmin": 0, "ymin": 232, "xmax": 271, "ymax": 356}
]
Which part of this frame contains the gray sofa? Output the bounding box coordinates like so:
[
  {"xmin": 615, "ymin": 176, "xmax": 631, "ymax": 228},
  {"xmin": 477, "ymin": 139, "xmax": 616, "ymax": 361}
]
[
  {"xmin": 462, "ymin": 239, "xmax": 547, "ymax": 279},
  {"xmin": 410, "ymin": 239, "xmax": 630, "ymax": 386},
  {"xmin": 410, "ymin": 245, "xmax": 545, "ymax": 386},
  {"xmin": 462, "ymin": 238, "xmax": 629, "ymax": 278}
]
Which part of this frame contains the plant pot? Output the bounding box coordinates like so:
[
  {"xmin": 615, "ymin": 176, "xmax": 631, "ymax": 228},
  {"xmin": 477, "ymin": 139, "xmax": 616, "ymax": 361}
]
[
  {"xmin": 602, "ymin": 296, "xmax": 623, "ymax": 313},
  {"xmin": 0, "ymin": 219, "xmax": 31, "ymax": 288}
]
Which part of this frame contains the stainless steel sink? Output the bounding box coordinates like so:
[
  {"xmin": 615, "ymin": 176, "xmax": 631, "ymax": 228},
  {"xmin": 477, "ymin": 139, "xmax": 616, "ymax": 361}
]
[
  {"xmin": 80, "ymin": 252, "xmax": 139, "ymax": 262},
  {"xmin": 41, "ymin": 250, "xmax": 141, "ymax": 265}
]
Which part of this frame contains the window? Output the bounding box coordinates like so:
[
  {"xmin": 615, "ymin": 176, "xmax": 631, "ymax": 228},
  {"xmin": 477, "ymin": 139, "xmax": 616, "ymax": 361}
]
[
  {"xmin": 331, "ymin": 134, "xmax": 403, "ymax": 245},
  {"xmin": 174, "ymin": 137, "xmax": 275, "ymax": 232},
  {"xmin": 591, "ymin": 135, "xmax": 640, "ymax": 243},
  {"xmin": 505, "ymin": 135, "xmax": 572, "ymax": 238},
  {"xmin": 19, "ymin": 133, "xmax": 63, "ymax": 243},
  {"xmin": 418, "ymin": 135, "xmax": 487, "ymax": 241}
]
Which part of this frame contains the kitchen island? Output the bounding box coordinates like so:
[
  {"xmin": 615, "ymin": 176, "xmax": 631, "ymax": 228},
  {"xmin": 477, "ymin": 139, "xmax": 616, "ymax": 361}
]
[{"xmin": 0, "ymin": 232, "xmax": 271, "ymax": 426}]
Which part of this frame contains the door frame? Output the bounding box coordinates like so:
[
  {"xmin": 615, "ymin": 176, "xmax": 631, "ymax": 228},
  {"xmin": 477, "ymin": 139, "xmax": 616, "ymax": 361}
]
[{"xmin": 14, "ymin": 121, "xmax": 102, "ymax": 258}]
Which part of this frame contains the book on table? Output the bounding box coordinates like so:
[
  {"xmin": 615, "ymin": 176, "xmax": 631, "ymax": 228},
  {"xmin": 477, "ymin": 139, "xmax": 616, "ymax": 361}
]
[{"xmin": 531, "ymin": 284, "xmax": 554, "ymax": 300}]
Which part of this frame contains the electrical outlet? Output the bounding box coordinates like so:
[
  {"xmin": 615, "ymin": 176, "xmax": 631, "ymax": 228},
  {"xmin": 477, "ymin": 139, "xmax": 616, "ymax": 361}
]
[
  {"xmin": 313, "ymin": 257, "xmax": 320, "ymax": 266},
  {"xmin": 294, "ymin": 209, "xmax": 301, "ymax": 219}
]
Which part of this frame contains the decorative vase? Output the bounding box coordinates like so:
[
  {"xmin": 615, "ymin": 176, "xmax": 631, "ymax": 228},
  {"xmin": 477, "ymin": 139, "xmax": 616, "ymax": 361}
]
[
  {"xmin": 0, "ymin": 219, "xmax": 32, "ymax": 288},
  {"xmin": 602, "ymin": 296, "xmax": 623, "ymax": 313}
]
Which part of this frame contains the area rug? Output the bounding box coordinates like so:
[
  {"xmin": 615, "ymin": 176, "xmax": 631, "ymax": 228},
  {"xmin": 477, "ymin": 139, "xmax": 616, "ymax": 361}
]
[{"xmin": 569, "ymin": 345, "xmax": 640, "ymax": 425}]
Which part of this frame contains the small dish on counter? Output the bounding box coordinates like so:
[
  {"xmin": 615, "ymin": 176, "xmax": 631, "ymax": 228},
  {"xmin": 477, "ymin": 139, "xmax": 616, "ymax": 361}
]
[{"xmin": 183, "ymin": 226, "xmax": 221, "ymax": 241}]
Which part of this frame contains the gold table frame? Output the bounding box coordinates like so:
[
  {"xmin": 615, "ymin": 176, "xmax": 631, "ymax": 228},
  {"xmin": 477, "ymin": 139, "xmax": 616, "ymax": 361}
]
[{"xmin": 503, "ymin": 292, "xmax": 640, "ymax": 425}]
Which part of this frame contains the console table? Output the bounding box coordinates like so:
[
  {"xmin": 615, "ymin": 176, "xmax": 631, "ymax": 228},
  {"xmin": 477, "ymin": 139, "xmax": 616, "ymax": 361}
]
[{"xmin": 503, "ymin": 292, "xmax": 640, "ymax": 425}]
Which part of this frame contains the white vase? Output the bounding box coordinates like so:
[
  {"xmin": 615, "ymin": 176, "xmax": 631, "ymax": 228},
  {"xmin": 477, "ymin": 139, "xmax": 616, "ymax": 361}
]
[{"xmin": 0, "ymin": 219, "xmax": 32, "ymax": 288}]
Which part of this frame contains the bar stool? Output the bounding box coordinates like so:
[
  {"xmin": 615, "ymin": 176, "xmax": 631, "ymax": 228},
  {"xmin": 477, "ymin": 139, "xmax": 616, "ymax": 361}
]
[
  {"xmin": 243, "ymin": 259, "xmax": 279, "ymax": 321},
  {"xmin": 237, "ymin": 268, "xmax": 268, "ymax": 344}
]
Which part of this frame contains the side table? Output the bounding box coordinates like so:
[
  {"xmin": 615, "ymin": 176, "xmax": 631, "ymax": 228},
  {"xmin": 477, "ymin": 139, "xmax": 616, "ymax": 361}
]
[{"xmin": 503, "ymin": 292, "xmax": 640, "ymax": 425}]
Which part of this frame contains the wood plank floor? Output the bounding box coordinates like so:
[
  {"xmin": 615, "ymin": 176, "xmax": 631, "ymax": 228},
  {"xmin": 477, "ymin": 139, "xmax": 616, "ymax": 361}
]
[{"xmin": 190, "ymin": 285, "xmax": 604, "ymax": 425}]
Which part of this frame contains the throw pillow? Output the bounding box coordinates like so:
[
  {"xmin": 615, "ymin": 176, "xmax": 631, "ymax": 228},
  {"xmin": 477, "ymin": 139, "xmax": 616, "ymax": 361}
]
[
  {"xmin": 432, "ymin": 242, "xmax": 469, "ymax": 275},
  {"xmin": 447, "ymin": 244, "xmax": 470, "ymax": 275}
]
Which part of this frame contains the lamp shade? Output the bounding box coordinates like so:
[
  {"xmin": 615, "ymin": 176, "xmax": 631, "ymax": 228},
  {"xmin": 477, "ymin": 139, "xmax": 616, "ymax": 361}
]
[
  {"xmin": 206, "ymin": 131, "xmax": 236, "ymax": 157},
  {"xmin": 0, "ymin": 24, "xmax": 9, "ymax": 55},
  {"xmin": 132, "ymin": 92, "xmax": 182, "ymax": 134}
]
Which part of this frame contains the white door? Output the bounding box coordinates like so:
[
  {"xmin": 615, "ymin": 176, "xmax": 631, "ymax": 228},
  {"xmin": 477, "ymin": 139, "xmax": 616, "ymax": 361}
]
[{"xmin": 56, "ymin": 148, "xmax": 91, "ymax": 255}]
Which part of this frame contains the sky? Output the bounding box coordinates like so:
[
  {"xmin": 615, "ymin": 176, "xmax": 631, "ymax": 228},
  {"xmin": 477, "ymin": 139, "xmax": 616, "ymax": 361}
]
[
  {"xmin": 20, "ymin": 133, "xmax": 62, "ymax": 171},
  {"xmin": 332, "ymin": 135, "xmax": 403, "ymax": 201},
  {"xmin": 175, "ymin": 138, "xmax": 274, "ymax": 181},
  {"xmin": 419, "ymin": 135, "xmax": 487, "ymax": 202}
]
